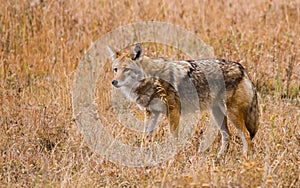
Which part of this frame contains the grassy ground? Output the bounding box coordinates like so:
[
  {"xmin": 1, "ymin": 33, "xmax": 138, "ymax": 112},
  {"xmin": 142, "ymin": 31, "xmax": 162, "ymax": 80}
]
[{"xmin": 1, "ymin": 0, "xmax": 299, "ymax": 187}]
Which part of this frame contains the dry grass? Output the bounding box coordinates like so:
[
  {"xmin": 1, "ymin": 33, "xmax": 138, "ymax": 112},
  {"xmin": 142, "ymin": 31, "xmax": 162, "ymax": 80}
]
[{"xmin": 1, "ymin": 0, "xmax": 299, "ymax": 187}]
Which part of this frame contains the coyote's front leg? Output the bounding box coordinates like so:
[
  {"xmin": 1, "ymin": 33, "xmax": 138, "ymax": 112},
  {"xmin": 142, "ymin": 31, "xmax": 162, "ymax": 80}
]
[{"xmin": 143, "ymin": 109, "xmax": 161, "ymax": 142}]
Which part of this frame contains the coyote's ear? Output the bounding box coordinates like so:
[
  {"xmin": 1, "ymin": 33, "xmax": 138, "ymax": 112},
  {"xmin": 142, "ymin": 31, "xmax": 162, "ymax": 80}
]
[
  {"xmin": 132, "ymin": 44, "xmax": 142, "ymax": 60},
  {"xmin": 106, "ymin": 46, "xmax": 116, "ymax": 61},
  {"xmin": 106, "ymin": 46, "xmax": 121, "ymax": 61}
]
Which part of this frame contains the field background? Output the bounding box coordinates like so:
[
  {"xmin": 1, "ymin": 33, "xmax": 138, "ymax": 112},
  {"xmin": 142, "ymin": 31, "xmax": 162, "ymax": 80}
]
[{"xmin": 1, "ymin": 0, "xmax": 299, "ymax": 187}]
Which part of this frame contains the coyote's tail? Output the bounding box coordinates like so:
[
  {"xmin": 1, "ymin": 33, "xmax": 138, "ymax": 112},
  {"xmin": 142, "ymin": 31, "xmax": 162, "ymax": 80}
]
[{"xmin": 246, "ymin": 88, "xmax": 259, "ymax": 139}]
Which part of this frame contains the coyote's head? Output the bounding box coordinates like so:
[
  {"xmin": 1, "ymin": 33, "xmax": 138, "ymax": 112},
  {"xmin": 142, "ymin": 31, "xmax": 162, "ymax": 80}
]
[{"xmin": 110, "ymin": 45, "xmax": 143, "ymax": 88}]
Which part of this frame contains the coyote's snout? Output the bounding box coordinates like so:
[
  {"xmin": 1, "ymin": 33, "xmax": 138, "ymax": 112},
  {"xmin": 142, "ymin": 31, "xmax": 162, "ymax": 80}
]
[
  {"xmin": 111, "ymin": 80, "xmax": 118, "ymax": 87},
  {"xmin": 110, "ymin": 44, "xmax": 259, "ymax": 156}
]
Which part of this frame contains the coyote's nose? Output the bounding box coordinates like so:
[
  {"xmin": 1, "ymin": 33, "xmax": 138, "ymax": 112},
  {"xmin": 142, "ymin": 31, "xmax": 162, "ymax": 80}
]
[{"xmin": 112, "ymin": 80, "xmax": 118, "ymax": 87}]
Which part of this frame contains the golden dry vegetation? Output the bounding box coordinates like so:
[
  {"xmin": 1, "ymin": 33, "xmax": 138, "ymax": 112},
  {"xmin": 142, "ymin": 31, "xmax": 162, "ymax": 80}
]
[{"xmin": 1, "ymin": 0, "xmax": 300, "ymax": 187}]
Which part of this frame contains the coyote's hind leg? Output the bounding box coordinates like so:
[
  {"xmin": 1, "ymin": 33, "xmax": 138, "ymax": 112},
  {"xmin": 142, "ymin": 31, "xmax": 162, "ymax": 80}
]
[{"xmin": 210, "ymin": 103, "xmax": 230, "ymax": 156}]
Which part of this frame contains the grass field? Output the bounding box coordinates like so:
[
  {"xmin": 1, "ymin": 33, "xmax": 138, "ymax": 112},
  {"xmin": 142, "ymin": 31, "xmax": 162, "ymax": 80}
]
[{"xmin": 1, "ymin": 0, "xmax": 299, "ymax": 187}]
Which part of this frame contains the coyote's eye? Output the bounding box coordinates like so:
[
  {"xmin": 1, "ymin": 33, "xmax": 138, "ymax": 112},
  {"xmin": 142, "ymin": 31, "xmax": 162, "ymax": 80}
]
[
  {"xmin": 113, "ymin": 68, "xmax": 117, "ymax": 72},
  {"xmin": 124, "ymin": 68, "xmax": 130, "ymax": 72}
]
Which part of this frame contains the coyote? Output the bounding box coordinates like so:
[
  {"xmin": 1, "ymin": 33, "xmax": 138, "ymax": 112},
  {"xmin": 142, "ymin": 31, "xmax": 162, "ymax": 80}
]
[{"xmin": 110, "ymin": 45, "xmax": 259, "ymax": 156}]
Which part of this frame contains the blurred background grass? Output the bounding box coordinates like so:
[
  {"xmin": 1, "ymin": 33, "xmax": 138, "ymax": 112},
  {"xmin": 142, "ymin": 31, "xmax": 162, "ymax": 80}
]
[{"xmin": 0, "ymin": 0, "xmax": 299, "ymax": 187}]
